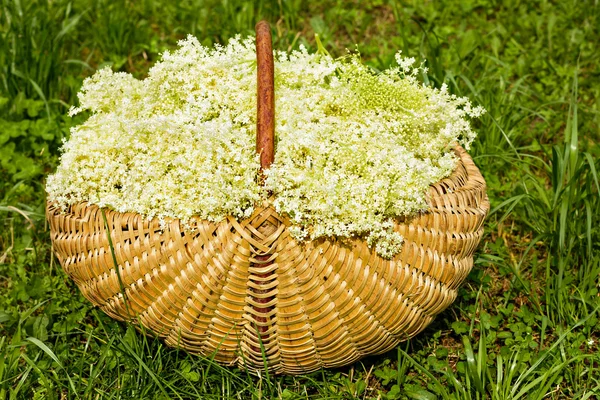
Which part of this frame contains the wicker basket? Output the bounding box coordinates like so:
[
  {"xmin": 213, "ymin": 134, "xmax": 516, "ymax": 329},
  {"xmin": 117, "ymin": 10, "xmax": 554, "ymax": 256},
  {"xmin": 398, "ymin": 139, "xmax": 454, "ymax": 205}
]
[{"xmin": 47, "ymin": 22, "xmax": 488, "ymax": 375}]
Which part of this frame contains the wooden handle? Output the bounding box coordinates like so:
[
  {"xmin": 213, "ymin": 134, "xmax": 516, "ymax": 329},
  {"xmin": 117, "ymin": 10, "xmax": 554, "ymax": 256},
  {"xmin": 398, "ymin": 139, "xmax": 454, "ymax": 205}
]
[{"xmin": 256, "ymin": 20, "xmax": 275, "ymax": 173}]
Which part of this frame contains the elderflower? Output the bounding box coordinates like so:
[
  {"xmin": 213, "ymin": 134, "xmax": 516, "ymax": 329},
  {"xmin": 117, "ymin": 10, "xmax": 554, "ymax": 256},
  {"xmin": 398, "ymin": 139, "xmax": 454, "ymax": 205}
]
[{"xmin": 47, "ymin": 34, "xmax": 484, "ymax": 259}]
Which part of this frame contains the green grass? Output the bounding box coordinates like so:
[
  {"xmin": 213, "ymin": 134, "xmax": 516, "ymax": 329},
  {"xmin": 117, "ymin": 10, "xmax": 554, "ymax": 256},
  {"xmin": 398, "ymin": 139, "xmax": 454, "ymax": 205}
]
[{"xmin": 1, "ymin": 0, "xmax": 599, "ymax": 398}]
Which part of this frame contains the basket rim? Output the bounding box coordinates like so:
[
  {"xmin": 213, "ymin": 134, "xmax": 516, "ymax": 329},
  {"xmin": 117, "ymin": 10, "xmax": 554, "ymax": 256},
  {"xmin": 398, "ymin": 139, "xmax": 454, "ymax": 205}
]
[{"xmin": 46, "ymin": 145, "xmax": 488, "ymax": 233}]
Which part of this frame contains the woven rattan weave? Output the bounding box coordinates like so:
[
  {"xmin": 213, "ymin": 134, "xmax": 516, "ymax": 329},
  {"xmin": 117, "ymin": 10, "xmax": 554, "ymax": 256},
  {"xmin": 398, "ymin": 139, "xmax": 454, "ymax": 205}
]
[
  {"xmin": 47, "ymin": 22, "xmax": 488, "ymax": 375},
  {"xmin": 47, "ymin": 145, "xmax": 488, "ymax": 374}
]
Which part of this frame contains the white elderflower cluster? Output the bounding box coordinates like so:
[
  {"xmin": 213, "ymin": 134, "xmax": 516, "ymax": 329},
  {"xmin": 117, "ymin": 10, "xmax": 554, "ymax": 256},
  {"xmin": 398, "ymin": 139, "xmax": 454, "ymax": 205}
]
[{"xmin": 47, "ymin": 35, "xmax": 483, "ymax": 258}]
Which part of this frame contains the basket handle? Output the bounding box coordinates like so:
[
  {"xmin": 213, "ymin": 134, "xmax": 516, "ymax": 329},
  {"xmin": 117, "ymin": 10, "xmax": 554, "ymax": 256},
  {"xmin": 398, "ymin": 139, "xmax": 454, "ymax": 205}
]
[{"xmin": 255, "ymin": 20, "xmax": 275, "ymax": 174}]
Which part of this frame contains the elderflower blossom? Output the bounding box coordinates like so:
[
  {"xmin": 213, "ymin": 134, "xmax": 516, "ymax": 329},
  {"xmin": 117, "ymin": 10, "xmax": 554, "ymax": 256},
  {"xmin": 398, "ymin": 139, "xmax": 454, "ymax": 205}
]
[{"xmin": 47, "ymin": 35, "xmax": 484, "ymax": 258}]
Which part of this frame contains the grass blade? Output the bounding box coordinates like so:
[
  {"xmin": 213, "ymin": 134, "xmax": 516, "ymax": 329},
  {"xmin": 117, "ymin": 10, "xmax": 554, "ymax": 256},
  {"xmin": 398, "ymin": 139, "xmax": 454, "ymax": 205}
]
[{"xmin": 26, "ymin": 337, "xmax": 78, "ymax": 397}]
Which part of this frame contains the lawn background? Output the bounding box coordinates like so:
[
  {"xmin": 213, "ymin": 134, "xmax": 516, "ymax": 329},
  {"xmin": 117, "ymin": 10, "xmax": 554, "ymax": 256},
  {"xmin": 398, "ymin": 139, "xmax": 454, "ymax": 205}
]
[{"xmin": 1, "ymin": 0, "xmax": 599, "ymax": 398}]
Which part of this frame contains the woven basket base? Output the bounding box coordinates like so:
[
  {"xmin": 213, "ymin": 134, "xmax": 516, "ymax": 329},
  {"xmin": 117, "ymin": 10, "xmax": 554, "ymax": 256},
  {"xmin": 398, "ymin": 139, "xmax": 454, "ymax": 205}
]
[{"xmin": 47, "ymin": 146, "xmax": 488, "ymax": 374}]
